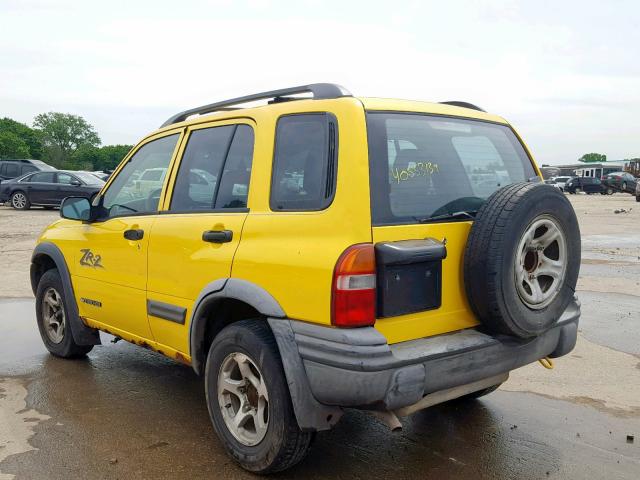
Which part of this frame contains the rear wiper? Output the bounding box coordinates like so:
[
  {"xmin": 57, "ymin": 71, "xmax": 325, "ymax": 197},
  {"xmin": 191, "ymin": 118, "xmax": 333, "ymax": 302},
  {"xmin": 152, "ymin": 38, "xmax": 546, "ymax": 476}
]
[{"xmin": 416, "ymin": 210, "xmax": 478, "ymax": 223}]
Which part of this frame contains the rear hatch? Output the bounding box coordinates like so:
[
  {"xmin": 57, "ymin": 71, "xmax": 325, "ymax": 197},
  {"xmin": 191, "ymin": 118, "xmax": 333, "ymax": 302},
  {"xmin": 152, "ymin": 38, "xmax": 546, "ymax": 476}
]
[{"xmin": 366, "ymin": 111, "xmax": 538, "ymax": 344}]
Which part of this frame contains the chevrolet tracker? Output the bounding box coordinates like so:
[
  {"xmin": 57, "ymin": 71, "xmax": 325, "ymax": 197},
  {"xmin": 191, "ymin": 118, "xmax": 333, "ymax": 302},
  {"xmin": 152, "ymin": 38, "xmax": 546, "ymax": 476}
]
[{"xmin": 31, "ymin": 84, "xmax": 581, "ymax": 473}]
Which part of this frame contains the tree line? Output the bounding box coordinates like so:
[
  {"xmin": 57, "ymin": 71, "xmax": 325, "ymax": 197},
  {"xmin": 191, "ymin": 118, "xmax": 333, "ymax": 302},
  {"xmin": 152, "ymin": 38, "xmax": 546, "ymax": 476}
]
[{"xmin": 0, "ymin": 113, "xmax": 132, "ymax": 171}]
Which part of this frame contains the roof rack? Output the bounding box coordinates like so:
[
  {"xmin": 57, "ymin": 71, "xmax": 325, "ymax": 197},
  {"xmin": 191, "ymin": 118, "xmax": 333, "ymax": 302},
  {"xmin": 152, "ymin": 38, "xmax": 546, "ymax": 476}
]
[
  {"xmin": 440, "ymin": 101, "xmax": 486, "ymax": 112},
  {"xmin": 160, "ymin": 83, "xmax": 351, "ymax": 128}
]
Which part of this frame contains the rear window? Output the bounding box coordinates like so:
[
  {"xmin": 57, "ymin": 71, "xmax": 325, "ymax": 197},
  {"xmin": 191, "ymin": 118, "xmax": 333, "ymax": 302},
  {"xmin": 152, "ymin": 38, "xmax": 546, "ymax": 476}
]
[{"xmin": 367, "ymin": 113, "xmax": 537, "ymax": 225}]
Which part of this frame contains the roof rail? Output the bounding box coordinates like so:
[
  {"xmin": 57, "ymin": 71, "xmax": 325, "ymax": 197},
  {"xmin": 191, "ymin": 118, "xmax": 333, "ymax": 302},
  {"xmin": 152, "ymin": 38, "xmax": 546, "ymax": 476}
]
[
  {"xmin": 440, "ymin": 101, "xmax": 486, "ymax": 112},
  {"xmin": 160, "ymin": 83, "xmax": 351, "ymax": 128}
]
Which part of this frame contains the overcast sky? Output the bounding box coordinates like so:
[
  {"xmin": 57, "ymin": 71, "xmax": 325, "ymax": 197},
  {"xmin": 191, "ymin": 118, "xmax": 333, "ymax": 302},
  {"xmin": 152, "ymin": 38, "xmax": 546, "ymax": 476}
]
[{"xmin": 1, "ymin": 0, "xmax": 638, "ymax": 165}]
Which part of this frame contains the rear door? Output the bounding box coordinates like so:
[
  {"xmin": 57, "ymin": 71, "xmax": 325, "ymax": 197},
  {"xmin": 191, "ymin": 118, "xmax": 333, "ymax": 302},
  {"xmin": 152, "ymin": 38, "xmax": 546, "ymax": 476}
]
[
  {"xmin": 146, "ymin": 120, "xmax": 255, "ymax": 356},
  {"xmin": 366, "ymin": 112, "xmax": 538, "ymax": 344},
  {"xmin": 24, "ymin": 171, "xmax": 56, "ymax": 204}
]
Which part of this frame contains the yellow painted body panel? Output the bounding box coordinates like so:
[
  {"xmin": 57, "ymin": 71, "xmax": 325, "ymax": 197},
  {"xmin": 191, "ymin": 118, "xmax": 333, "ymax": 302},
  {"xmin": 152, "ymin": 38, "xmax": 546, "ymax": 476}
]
[
  {"xmin": 146, "ymin": 212, "xmax": 247, "ymax": 352},
  {"xmin": 231, "ymin": 98, "xmax": 371, "ymax": 326},
  {"xmin": 34, "ymin": 94, "xmax": 543, "ymax": 362},
  {"xmin": 372, "ymin": 223, "xmax": 480, "ymax": 344},
  {"xmin": 70, "ymin": 215, "xmax": 156, "ymax": 340}
]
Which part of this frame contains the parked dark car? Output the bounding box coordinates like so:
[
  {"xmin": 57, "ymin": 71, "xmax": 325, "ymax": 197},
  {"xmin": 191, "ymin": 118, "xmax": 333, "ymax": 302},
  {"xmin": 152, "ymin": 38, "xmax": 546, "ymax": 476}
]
[
  {"xmin": 0, "ymin": 170, "xmax": 104, "ymax": 210},
  {"xmin": 0, "ymin": 159, "xmax": 55, "ymax": 181},
  {"xmin": 565, "ymin": 176, "xmax": 603, "ymax": 194},
  {"xmin": 602, "ymin": 171, "xmax": 638, "ymax": 194}
]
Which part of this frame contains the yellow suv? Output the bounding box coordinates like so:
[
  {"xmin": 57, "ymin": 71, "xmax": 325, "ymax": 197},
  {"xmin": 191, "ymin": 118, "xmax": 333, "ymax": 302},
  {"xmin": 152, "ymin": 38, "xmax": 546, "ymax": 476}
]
[{"xmin": 31, "ymin": 84, "xmax": 581, "ymax": 473}]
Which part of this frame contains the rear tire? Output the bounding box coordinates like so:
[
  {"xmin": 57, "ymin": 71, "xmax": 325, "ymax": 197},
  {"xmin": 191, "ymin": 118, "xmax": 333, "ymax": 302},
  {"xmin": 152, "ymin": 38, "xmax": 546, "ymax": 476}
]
[
  {"xmin": 205, "ymin": 320, "xmax": 313, "ymax": 474},
  {"xmin": 11, "ymin": 191, "xmax": 30, "ymax": 210},
  {"xmin": 35, "ymin": 269, "xmax": 93, "ymax": 358}
]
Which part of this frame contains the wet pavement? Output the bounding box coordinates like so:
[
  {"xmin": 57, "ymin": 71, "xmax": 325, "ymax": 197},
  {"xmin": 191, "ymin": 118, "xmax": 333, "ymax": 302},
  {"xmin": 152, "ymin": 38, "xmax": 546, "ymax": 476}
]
[
  {"xmin": 1, "ymin": 297, "xmax": 639, "ymax": 480},
  {"xmin": 1, "ymin": 196, "xmax": 639, "ymax": 479}
]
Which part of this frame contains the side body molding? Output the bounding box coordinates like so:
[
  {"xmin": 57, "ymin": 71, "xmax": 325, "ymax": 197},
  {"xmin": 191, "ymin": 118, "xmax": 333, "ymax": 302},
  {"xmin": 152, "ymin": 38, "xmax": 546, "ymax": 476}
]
[
  {"xmin": 189, "ymin": 278, "xmax": 286, "ymax": 375},
  {"xmin": 31, "ymin": 242, "xmax": 101, "ymax": 346}
]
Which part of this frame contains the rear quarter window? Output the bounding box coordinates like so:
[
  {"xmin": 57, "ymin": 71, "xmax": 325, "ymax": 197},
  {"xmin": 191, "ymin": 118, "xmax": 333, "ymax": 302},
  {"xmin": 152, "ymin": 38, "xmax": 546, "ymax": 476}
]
[{"xmin": 270, "ymin": 113, "xmax": 337, "ymax": 211}]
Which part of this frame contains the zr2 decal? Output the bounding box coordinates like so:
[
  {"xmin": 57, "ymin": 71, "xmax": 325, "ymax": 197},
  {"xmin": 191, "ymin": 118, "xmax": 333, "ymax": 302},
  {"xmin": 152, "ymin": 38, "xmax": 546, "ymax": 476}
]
[{"xmin": 80, "ymin": 249, "xmax": 104, "ymax": 268}]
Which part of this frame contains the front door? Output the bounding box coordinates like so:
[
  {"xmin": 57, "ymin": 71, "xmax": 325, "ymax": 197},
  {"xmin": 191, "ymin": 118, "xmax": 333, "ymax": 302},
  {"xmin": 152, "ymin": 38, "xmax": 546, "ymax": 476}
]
[
  {"xmin": 56, "ymin": 172, "xmax": 83, "ymax": 204},
  {"xmin": 72, "ymin": 131, "xmax": 182, "ymax": 343},
  {"xmin": 147, "ymin": 121, "xmax": 255, "ymax": 356}
]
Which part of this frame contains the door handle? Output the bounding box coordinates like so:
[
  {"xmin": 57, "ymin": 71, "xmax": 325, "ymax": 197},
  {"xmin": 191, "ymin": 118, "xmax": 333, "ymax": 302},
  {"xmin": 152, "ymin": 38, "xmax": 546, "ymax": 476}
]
[
  {"xmin": 124, "ymin": 229, "xmax": 144, "ymax": 241},
  {"xmin": 202, "ymin": 230, "xmax": 233, "ymax": 243}
]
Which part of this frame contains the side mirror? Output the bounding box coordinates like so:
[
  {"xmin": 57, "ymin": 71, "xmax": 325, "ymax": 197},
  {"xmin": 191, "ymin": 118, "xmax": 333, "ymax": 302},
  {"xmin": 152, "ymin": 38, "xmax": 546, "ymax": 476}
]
[
  {"xmin": 70, "ymin": 180, "xmax": 82, "ymax": 186},
  {"xmin": 60, "ymin": 196, "xmax": 92, "ymax": 221}
]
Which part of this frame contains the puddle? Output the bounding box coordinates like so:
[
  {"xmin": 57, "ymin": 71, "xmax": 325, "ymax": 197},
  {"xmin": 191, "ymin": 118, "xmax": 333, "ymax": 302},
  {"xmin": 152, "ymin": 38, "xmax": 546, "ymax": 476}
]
[{"xmin": 0, "ymin": 378, "xmax": 50, "ymax": 480}]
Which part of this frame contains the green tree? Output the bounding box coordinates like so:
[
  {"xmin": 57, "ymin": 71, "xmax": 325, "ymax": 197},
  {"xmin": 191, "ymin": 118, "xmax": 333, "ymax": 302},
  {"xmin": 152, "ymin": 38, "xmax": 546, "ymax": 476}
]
[
  {"xmin": 33, "ymin": 112, "xmax": 101, "ymax": 167},
  {"xmin": 69, "ymin": 144, "xmax": 133, "ymax": 171},
  {"xmin": 99, "ymin": 144, "xmax": 132, "ymax": 170},
  {"xmin": 0, "ymin": 117, "xmax": 43, "ymax": 159},
  {"xmin": 578, "ymin": 152, "xmax": 606, "ymax": 163},
  {"xmin": 69, "ymin": 145, "xmax": 106, "ymax": 170},
  {"xmin": 0, "ymin": 131, "xmax": 30, "ymax": 159}
]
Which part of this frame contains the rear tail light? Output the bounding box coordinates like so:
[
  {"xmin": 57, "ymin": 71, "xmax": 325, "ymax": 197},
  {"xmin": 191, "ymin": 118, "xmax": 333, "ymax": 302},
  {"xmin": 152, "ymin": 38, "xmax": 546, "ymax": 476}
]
[{"xmin": 331, "ymin": 243, "xmax": 376, "ymax": 328}]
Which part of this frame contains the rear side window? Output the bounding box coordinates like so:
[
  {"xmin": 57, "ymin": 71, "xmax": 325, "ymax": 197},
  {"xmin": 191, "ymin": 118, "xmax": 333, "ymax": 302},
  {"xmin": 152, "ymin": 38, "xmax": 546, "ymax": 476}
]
[
  {"xmin": 170, "ymin": 124, "xmax": 254, "ymax": 212},
  {"xmin": 367, "ymin": 113, "xmax": 536, "ymax": 225},
  {"xmin": 270, "ymin": 113, "xmax": 337, "ymax": 211},
  {"xmin": 4, "ymin": 163, "xmax": 20, "ymax": 177},
  {"xmin": 21, "ymin": 165, "xmax": 37, "ymax": 175},
  {"xmin": 30, "ymin": 172, "xmax": 55, "ymax": 183}
]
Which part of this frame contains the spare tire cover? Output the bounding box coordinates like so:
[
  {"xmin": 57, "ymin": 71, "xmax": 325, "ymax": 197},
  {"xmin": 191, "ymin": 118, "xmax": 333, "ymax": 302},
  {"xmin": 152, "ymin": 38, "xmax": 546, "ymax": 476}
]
[{"xmin": 464, "ymin": 182, "xmax": 581, "ymax": 338}]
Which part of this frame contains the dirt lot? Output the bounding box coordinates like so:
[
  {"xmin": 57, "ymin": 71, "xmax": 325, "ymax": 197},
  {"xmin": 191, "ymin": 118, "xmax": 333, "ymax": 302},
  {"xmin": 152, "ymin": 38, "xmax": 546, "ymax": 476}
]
[{"xmin": 0, "ymin": 193, "xmax": 639, "ymax": 479}]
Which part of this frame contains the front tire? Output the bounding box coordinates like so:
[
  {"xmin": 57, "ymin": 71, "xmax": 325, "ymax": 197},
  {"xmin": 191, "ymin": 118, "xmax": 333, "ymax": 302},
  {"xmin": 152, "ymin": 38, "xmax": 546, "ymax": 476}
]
[
  {"xmin": 11, "ymin": 191, "xmax": 30, "ymax": 210},
  {"xmin": 205, "ymin": 320, "xmax": 312, "ymax": 474},
  {"xmin": 35, "ymin": 269, "xmax": 93, "ymax": 358}
]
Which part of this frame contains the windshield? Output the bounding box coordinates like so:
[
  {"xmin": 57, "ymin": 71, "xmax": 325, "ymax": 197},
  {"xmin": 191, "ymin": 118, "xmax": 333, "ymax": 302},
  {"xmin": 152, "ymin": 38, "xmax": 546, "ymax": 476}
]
[{"xmin": 367, "ymin": 113, "xmax": 537, "ymax": 225}]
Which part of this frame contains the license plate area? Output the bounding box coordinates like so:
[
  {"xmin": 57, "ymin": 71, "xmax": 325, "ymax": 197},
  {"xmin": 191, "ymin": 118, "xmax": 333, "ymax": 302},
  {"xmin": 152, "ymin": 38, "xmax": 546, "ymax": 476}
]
[{"xmin": 375, "ymin": 238, "xmax": 446, "ymax": 318}]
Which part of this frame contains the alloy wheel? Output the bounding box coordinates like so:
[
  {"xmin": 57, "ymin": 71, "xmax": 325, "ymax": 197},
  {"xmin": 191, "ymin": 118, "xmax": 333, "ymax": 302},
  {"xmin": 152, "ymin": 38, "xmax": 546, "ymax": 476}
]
[
  {"xmin": 515, "ymin": 215, "xmax": 567, "ymax": 310},
  {"xmin": 42, "ymin": 287, "xmax": 66, "ymax": 344},
  {"xmin": 12, "ymin": 192, "xmax": 27, "ymax": 209},
  {"xmin": 217, "ymin": 352, "xmax": 269, "ymax": 446}
]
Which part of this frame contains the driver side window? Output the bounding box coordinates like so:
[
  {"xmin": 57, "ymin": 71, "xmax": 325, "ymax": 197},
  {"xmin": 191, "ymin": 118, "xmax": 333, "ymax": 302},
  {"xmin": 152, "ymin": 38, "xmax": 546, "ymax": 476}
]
[{"xmin": 101, "ymin": 134, "xmax": 179, "ymax": 219}]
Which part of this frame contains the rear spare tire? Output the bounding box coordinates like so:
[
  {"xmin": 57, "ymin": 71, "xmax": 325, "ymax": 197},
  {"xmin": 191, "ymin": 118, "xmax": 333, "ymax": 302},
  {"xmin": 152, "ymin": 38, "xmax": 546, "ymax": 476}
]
[{"xmin": 464, "ymin": 183, "xmax": 580, "ymax": 338}]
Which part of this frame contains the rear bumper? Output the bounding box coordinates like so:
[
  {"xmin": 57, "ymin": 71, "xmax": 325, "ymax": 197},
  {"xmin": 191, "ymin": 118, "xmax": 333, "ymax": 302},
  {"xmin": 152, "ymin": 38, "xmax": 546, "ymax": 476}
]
[{"xmin": 270, "ymin": 297, "xmax": 580, "ymax": 430}]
